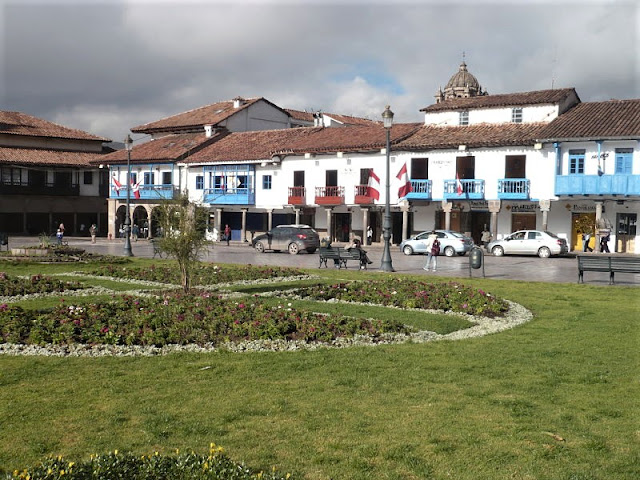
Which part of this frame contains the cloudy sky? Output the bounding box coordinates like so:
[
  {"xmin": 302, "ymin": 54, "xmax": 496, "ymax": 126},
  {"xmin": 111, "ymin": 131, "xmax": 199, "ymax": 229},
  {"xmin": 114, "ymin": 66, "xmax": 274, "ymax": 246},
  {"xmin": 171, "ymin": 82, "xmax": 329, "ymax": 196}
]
[{"xmin": 2, "ymin": 0, "xmax": 638, "ymax": 142}]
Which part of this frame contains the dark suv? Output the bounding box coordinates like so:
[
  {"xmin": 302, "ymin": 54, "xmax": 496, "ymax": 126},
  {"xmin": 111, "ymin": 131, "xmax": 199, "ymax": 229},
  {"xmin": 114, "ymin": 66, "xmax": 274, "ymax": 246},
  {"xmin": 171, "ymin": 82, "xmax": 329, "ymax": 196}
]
[{"xmin": 252, "ymin": 224, "xmax": 320, "ymax": 254}]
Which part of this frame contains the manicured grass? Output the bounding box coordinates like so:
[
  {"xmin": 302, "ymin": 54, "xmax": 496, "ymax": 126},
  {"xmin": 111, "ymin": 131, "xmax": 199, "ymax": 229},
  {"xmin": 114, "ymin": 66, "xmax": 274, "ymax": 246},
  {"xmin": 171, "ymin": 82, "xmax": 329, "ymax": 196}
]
[{"xmin": 0, "ymin": 260, "xmax": 639, "ymax": 479}]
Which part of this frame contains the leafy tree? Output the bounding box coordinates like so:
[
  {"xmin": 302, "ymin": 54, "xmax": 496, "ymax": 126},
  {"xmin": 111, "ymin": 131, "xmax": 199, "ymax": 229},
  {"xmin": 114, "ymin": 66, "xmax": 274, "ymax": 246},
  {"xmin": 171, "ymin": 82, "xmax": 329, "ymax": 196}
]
[{"xmin": 155, "ymin": 195, "xmax": 211, "ymax": 292}]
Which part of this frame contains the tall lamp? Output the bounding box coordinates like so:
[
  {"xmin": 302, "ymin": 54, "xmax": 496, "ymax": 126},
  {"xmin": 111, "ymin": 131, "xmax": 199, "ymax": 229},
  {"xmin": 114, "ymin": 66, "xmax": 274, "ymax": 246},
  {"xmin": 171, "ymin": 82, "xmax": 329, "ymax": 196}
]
[
  {"xmin": 123, "ymin": 134, "xmax": 134, "ymax": 257},
  {"xmin": 380, "ymin": 105, "xmax": 394, "ymax": 272}
]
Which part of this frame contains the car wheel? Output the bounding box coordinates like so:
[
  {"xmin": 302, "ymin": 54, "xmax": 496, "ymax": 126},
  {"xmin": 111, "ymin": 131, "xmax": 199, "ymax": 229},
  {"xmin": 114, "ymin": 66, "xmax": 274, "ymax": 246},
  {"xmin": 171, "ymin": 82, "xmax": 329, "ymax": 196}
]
[
  {"xmin": 538, "ymin": 246, "xmax": 551, "ymax": 258},
  {"xmin": 254, "ymin": 241, "xmax": 265, "ymax": 253},
  {"xmin": 402, "ymin": 245, "xmax": 414, "ymax": 255},
  {"xmin": 288, "ymin": 243, "xmax": 300, "ymax": 255},
  {"xmin": 492, "ymin": 246, "xmax": 504, "ymax": 257},
  {"xmin": 444, "ymin": 246, "xmax": 456, "ymax": 257}
]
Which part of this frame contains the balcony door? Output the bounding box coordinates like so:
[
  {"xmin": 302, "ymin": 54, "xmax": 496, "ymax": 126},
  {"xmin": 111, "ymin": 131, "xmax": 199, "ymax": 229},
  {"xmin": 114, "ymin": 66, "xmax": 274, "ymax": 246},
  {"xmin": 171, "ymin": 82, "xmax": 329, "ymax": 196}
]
[{"xmin": 505, "ymin": 155, "xmax": 525, "ymax": 178}]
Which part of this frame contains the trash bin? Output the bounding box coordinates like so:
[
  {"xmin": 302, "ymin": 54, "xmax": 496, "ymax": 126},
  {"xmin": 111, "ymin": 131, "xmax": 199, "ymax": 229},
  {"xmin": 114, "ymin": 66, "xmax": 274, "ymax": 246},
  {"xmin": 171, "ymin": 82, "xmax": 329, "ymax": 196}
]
[{"xmin": 468, "ymin": 246, "xmax": 485, "ymax": 278}]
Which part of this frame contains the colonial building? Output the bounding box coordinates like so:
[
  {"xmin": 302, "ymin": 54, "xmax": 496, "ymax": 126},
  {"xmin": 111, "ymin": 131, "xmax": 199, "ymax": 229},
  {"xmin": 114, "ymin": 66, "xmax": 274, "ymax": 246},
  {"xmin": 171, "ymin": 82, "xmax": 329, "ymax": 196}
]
[{"xmin": 0, "ymin": 111, "xmax": 111, "ymax": 235}]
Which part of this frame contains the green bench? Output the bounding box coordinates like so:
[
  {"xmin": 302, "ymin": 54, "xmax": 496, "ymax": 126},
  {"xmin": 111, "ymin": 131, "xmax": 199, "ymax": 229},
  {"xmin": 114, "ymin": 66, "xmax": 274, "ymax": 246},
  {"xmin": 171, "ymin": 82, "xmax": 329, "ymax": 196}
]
[
  {"xmin": 318, "ymin": 246, "xmax": 367, "ymax": 269},
  {"xmin": 577, "ymin": 255, "xmax": 640, "ymax": 284}
]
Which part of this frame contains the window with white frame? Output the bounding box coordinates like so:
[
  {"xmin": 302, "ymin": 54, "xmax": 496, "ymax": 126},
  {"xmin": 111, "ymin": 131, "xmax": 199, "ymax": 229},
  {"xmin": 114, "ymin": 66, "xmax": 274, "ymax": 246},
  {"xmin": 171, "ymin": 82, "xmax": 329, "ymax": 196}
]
[
  {"xmin": 195, "ymin": 175, "xmax": 204, "ymax": 190},
  {"xmin": 459, "ymin": 111, "xmax": 469, "ymax": 126},
  {"xmin": 162, "ymin": 171, "xmax": 172, "ymax": 185},
  {"xmin": 262, "ymin": 174, "xmax": 272, "ymax": 190},
  {"xmin": 143, "ymin": 172, "xmax": 154, "ymax": 185},
  {"xmin": 511, "ymin": 108, "xmax": 523, "ymax": 123}
]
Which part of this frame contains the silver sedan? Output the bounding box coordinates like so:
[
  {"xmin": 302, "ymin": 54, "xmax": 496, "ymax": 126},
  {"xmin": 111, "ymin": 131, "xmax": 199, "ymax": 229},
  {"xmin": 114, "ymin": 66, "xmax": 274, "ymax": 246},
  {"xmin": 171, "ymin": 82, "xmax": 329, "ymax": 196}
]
[
  {"xmin": 399, "ymin": 230, "xmax": 474, "ymax": 257},
  {"xmin": 487, "ymin": 230, "xmax": 569, "ymax": 258}
]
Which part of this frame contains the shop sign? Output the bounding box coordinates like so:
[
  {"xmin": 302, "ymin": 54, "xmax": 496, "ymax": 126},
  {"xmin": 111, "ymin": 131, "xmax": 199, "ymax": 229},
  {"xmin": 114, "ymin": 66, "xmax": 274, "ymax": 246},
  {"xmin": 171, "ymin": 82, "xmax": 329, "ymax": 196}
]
[
  {"xmin": 566, "ymin": 203, "xmax": 596, "ymax": 213},
  {"xmin": 469, "ymin": 200, "xmax": 489, "ymax": 210},
  {"xmin": 507, "ymin": 203, "xmax": 540, "ymax": 212}
]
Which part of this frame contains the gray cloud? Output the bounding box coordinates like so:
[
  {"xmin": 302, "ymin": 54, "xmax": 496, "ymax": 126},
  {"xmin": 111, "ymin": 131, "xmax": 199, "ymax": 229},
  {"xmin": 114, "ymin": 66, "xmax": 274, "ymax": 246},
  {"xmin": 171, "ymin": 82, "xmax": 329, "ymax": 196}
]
[{"xmin": 2, "ymin": 0, "xmax": 638, "ymax": 141}]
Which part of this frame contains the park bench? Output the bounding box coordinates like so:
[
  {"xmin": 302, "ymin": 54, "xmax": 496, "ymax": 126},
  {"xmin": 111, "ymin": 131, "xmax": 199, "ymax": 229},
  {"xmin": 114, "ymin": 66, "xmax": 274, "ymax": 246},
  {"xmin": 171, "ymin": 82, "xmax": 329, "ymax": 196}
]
[
  {"xmin": 151, "ymin": 238, "xmax": 164, "ymax": 258},
  {"xmin": 577, "ymin": 255, "xmax": 640, "ymax": 284},
  {"xmin": 0, "ymin": 232, "xmax": 8, "ymax": 251},
  {"xmin": 318, "ymin": 246, "xmax": 367, "ymax": 269}
]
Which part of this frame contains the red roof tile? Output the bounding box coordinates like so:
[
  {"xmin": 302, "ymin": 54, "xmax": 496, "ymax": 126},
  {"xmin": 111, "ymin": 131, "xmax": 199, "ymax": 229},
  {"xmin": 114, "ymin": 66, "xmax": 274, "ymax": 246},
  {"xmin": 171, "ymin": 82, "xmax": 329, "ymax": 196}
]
[
  {"xmin": 537, "ymin": 99, "xmax": 640, "ymax": 140},
  {"xmin": 0, "ymin": 111, "xmax": 110, "ymax": 142},
  {"xmin": 396, "ymin": 123, "xmax": 547, "ymax": 150},
  {"xmin": 131, "ymin": 97, "xmax": 282, "ymax": 133},
  {"xmin": 185, "ymin": 124, "xmax": 421, "ymax": 164},
  {"xmin": 97, "ymin": 132, "xmax": 224, "ymax": 165},
  {"xmin": 0, "ymin": 146, "xmax": 106, "ymax": 167},
  {"xmin": 421, "ymin": 88, "xmax": 578, "ymax": 112}
]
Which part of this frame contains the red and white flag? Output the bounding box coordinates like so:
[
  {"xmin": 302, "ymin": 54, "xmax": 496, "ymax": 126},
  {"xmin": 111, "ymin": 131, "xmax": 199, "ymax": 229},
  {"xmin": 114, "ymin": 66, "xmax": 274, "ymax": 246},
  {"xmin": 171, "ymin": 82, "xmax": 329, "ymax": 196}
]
[
  {"xmin": 367, "ymin": 169, "xmax": 380, "ymax": 200},
  {"xmin": 111, "ymin": 175, "xmax": 122, "ymax": 193},
  {"xmin": 396, "ymin": 162, "xmax": 412, "ymax": 198},
  {"xmin": 131, "ymin": 179, "xmax": 141, "ymax": 199},
  {"xmin": 456, "ymin": 172, "xmax": 463, "ymax": 195}
]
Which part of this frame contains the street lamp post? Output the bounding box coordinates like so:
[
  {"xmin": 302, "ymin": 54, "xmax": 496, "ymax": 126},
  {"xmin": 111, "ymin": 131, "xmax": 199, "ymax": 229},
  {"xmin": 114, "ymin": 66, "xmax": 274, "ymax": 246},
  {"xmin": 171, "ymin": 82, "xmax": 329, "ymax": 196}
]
[
  {"xmin": 123, "ymin": 134, "xmax": 134, "ymax": 257},
  {"xmin": 380, "ymin": 105, "xmax": 394, "ymax": 272}
]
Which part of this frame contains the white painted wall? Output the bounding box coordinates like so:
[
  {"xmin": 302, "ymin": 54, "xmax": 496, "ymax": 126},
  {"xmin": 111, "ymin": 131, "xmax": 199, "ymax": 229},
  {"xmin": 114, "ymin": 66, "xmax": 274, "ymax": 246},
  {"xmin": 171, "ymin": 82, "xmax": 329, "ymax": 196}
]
[
  {"xmin": 223, "ymin": 100, "xmax": 289, "ymax": 132},
  {"xmin": 424, "ymin": 104, "xmax": 560, "ymax": 126}
]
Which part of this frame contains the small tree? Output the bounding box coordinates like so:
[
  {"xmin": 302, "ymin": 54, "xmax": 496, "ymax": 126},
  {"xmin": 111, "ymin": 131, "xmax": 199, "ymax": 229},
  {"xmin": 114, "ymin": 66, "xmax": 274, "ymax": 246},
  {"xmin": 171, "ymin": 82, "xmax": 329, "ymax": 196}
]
[{"xmin": 155, "ymin": 195, "xmax": 211, "ymax": 292}]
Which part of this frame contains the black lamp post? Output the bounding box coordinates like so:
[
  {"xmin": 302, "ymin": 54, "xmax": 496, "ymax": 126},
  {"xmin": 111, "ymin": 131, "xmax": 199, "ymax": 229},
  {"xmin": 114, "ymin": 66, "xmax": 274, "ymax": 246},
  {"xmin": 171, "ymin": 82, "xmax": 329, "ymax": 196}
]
[
  {"xmin": 123, "ymin": 134, "xmax": 134, "ymax": 257},
  {"xmin": 380, "ymin": 105, "xmax": 394, "ymax": 272}
]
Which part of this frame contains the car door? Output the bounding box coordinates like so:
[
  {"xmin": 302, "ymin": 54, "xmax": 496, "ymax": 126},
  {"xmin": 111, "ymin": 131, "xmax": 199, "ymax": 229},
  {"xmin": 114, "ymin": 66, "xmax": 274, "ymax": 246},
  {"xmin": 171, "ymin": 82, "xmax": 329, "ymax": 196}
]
[
  {"xmin": 505, "ymin": 231, "xmax": 526, "ymax": 254},
  {"xmin": 273, "ymin": 227, "xmax": 290, "ymax": 251},
  {"xmin": 523, "ymin": 230, "xmax": 543, "ymax": 255},
  {"xmin": 414, "ymin": 232, "xmax": 430, "ymax": 253}
]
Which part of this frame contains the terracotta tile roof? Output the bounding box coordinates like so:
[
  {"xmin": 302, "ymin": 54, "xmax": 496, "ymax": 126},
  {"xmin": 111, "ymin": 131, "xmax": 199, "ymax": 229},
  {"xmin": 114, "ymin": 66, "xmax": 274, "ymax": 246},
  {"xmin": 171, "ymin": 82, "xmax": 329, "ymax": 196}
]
[
  {"xmin": 323, "ymin": 113, "xmax": 380, "ymax": 126},
  {"xmin": 131, "ymin": 97, "xmax": 282, "ymax": 134},
  {"xmin": 96, "ymin": 132, "xmax": 224, "ymax": 165},
  {"xmin": 285, "ymin": 109, "xmax": 315, "ymax": 122},
  {"xmin": 0, "ymin": 146, "xmax": 106, "ymax": 167},
  {"xmin": 421, "ymin": 88, "xmax": 578, "ymax": 112},
  {"xmin": 0, "ymin": 111, "xmax": 110, "ymax": 142},
  {"xmin": 185, "ymin": 123, "xmax": 421, "ymax": 164},
  {"xmin": 537, "ymin": 99, "xmax": 640, "ymax": 141},
  {"xmin": 396, "ymin": 123, "xmax": 547, "ymax": 150}
]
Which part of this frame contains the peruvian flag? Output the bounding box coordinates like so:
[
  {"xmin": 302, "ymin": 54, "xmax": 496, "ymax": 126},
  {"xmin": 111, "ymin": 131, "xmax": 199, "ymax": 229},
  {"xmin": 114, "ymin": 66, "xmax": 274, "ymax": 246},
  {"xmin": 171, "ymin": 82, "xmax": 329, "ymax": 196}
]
[
  {"xmin": 396, "ymin": 162, "xmax": 412, "ymax": 198},
  {"xmin": 131, "ymin": 179, "xmax": 141, "ymax": 199},
  {"xmin": 456, "ymin": 172, "xmax": 463, "ymax": 195},
  {"xmin": 367, "ymin": 169, "xmax": 380, "ymax": 200},
  {"xmin": 111, "ymin": 175, "xmax": 122, "ymax": 193}
]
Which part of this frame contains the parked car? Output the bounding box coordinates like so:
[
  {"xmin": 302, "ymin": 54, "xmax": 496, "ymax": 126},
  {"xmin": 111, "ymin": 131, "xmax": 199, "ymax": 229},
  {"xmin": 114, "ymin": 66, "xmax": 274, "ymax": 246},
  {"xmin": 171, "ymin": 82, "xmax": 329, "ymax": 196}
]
[
  {"xmin": 487, "ymin": 230, "xmax": 568, "ymax": 258},
  {"xmin": 399, "ymin": 230, "xmax": 474, "ymax": 257},
  {"xmin": 252, "ymin": 224, "xmax": 320, "ymax": 254}
]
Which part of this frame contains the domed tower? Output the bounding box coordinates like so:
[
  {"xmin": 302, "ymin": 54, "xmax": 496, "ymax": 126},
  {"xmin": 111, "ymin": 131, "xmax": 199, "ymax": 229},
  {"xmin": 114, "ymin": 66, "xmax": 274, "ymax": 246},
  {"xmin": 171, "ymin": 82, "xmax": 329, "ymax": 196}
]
[{"xmin": 435, "ymin": 60, "xmax": 487, "ymax": 103}]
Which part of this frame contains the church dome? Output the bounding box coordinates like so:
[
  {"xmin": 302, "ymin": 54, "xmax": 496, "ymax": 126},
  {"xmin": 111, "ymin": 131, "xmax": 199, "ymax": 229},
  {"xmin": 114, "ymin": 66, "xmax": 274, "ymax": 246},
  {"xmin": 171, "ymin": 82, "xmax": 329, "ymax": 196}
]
[{"xmin": 446, "ymin": 61, "xmax": 480, "ymax": 91}]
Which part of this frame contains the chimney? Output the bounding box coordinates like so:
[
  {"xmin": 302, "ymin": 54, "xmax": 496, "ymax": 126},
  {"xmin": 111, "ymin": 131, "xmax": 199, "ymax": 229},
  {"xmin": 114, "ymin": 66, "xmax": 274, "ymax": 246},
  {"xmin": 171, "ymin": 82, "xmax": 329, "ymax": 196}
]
[
  {"xmin": 204, "ymin": 124, "xmax": 213, "ymax": 137},
  {"xmin": 233, "ymin": 96, "xmax": 245, "ymax": 108}
]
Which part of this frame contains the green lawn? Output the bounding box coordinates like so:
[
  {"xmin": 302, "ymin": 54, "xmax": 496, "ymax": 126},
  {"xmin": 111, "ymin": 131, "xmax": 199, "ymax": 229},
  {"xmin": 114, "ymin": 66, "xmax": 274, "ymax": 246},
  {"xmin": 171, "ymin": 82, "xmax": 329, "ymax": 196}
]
[{"xmin": 0, "ymin": 260, "xmax": 638, "ymax": 479}]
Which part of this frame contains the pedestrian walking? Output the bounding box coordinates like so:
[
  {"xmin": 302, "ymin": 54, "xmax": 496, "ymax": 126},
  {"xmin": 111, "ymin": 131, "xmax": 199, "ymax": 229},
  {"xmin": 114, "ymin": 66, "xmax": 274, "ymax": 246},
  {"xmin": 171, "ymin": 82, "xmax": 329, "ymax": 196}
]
[
  {"xmin": 423, "ymin": 230, "xmax": 440, "ymax": 271},
  {"xmin": 89, "ymin": 224, "xmax": 97, "ymax": 244},
  {"xmin": 366, "ymin": 225, "xmax": 373, "ymax": 246},
  {"xmin": 224, "ymin": 224, "xmax": 231, "ymax": 246},
  {"xmin": 600, "ymin": 231, "xmax": 611, "ymax": 253},
  {"xmin": 583, "ymin": 232, "xmax": 593, "ymax": 252}
]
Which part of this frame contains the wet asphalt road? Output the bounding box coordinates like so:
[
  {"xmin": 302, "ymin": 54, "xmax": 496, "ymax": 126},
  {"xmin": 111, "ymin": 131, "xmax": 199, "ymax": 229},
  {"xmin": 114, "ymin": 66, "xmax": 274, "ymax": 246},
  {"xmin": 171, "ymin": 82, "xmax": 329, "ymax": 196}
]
[{"xmin": 8, "ymin": 236, "xmax": 640, "ymax": 286}]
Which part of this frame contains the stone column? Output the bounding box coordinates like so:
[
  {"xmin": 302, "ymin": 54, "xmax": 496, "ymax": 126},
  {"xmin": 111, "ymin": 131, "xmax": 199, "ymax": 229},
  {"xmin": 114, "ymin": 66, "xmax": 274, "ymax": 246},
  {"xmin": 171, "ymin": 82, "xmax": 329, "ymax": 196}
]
[
  {"xmin": 401, "ymin": 202, "xmax": 410, "ymax": 241},
  {"xmin": 325, "ymin": 207, "xmax": 332, "ymax": 241},
  {"xmin": 594, "ymin": 201, "xmax": 603, "ymax": 253},
  {"xmin": 241, "ymin": 208, "xmax": 248, "ymax": 242},
  {"xmin": 107, "ymin": 200, "xmax": 116, "ymax": 239},
  {"xmin": 362, "ymin": 208, "xmax": 369, "ymax": 243},
  {"xmin": 216, "ymin": 208, "xmax": 223, "ymax": 241},
  {"xmin": 488, "ymin": 200, "xmax": 501, "ymax": 239},
  {"xmin": 295, "ymin": 208, "xmax": 300, "ymax": 225},
  {"xmin": 539, "ymin": 199, "xmax": 551, "ymax": 232},
  {"xmin": 267, "ymin": 209, "xmax": 273, "ymax": 231},
  {"xmin": 441, "ymin": 201, "xmax": 453, "ymax": 231}
]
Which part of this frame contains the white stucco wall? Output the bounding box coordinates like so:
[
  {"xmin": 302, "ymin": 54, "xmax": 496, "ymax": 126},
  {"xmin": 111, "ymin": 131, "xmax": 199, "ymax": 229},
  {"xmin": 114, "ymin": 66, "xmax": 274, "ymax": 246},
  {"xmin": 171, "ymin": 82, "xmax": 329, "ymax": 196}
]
[{"xmin": 223, "ymin": 100, "xmax": 289, "ymax": 132}]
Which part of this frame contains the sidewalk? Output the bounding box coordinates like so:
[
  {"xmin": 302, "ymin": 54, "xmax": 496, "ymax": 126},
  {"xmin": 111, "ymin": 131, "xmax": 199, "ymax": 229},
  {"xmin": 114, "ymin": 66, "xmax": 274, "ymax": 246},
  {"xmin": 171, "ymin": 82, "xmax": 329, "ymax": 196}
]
[{"xmin": 4, "ymin": 236, "xmax": 639, "ymax": 286}]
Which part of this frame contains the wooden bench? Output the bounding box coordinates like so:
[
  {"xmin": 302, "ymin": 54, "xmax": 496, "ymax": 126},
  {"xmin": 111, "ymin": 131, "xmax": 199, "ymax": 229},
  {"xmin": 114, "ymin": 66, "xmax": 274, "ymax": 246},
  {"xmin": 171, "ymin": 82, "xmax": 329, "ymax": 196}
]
[
  {"xmin": 151, "ymin": 239, "xmax": 164, "ymax": 258},
  {"xmin": 318, "ymin": 246, "xmax": 367, "ymax": 269},
  {"xmin": 577, "ymin": 255, "xmax": 640, "ymax": 284}
]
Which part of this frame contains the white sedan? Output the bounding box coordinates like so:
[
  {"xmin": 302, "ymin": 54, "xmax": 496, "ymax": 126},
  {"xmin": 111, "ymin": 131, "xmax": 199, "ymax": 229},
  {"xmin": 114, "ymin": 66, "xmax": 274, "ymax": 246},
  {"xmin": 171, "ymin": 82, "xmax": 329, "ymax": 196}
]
[
  {"xmin": 399, "ymin": 230, "xmax": 474, "ymax": 257},
  {"xmin": 487, "ymin": 230, "xmax": 569, "ymax": 258}
]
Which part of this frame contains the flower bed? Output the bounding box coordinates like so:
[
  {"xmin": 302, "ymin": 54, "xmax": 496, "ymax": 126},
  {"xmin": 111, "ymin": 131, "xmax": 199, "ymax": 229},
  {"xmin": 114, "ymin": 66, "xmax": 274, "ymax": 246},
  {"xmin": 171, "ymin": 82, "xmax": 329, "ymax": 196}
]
[
  {"xmin": 0, "ymin": 272, "xmax": 86, "ymax": 296},
  {"xmin": 11, "ymin": 443, "xmax": 292, "ymax": 480},
  {"xmin": 0, "ymin": 291, "xmax": 409, "ymax": 347},
  {"xmin": 289, "ymin": 278, "xmax": 509, "ymax": 317},
  {"xmin": 90, "ymin": 264, "xmax": 308, "ymax": 285}
]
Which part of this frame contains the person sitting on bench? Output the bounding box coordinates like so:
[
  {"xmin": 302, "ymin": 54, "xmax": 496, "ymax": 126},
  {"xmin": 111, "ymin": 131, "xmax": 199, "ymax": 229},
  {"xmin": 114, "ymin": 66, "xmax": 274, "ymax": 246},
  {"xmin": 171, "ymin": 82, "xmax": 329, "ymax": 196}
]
[{"xmin": 347, "ymin": 238, "xmax": 373, "ymax": 266}]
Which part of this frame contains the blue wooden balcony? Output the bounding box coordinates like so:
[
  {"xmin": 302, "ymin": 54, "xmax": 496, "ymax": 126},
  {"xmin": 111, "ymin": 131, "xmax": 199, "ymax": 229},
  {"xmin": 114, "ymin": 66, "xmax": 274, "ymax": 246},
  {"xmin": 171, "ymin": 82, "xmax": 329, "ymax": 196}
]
[
  {"xmin": 498, "ymin": 178, "xmax": 530, "ymax": 200},
  {"xmin": 443, "ymin": 179, "xmax": 485, "ymax": 200},
  {"xmin": 110, "ymin": 184, "xmax": 176, "ymax": 200},
  {"xmin": 203, "ymin": 187, "xmax": 255, "ymax": 205},
  {"xmin": 555, "ymin": 174, "xmax": 640, "ymax": 196},
  {"xmin": 405, "ymin": 179, "xmax": 432, "ymax": 200}
]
